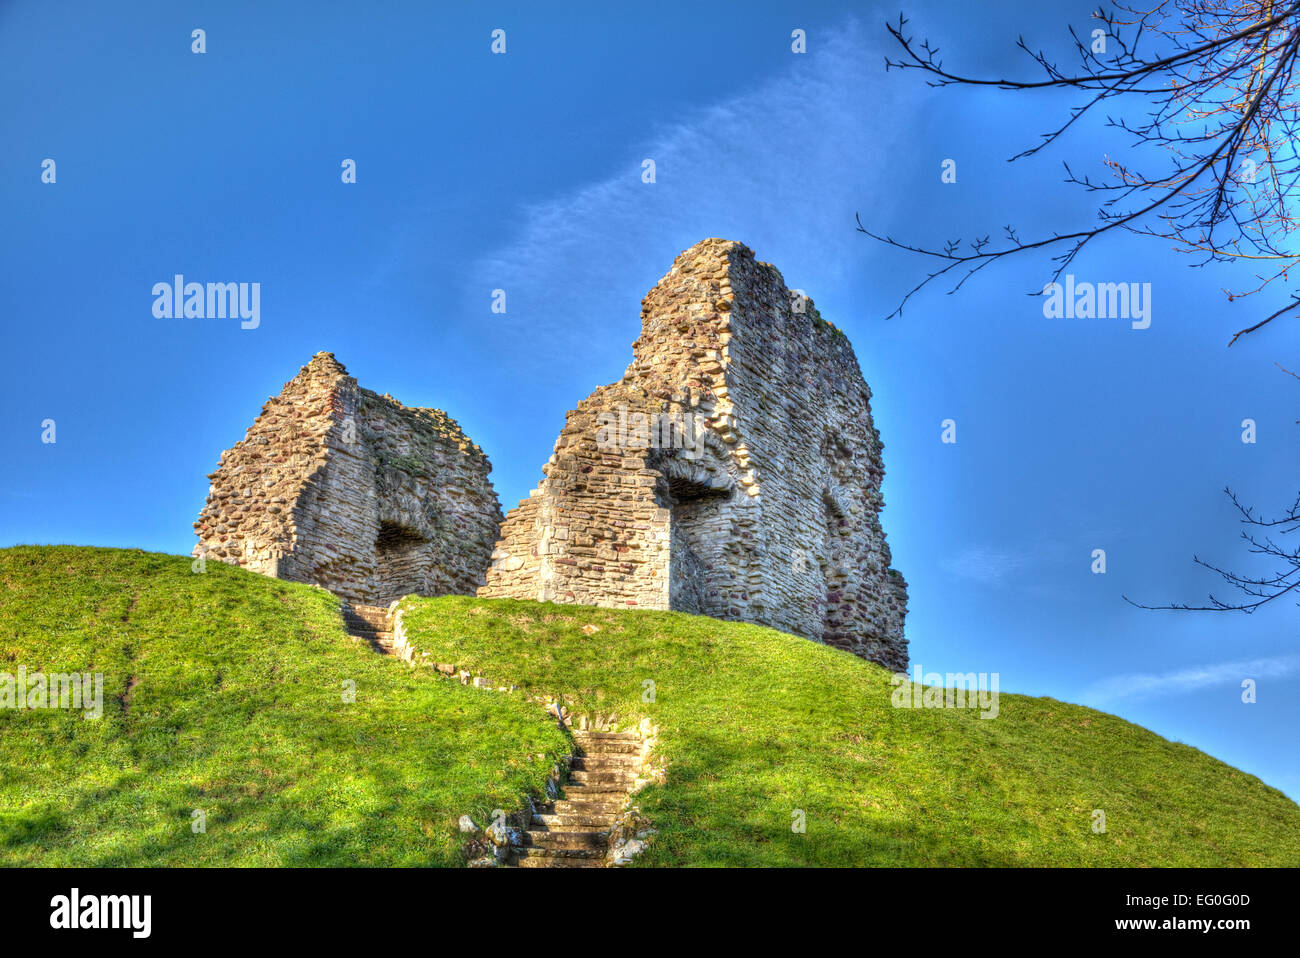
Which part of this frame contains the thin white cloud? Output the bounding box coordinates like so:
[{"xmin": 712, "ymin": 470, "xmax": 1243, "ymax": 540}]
[
  {"xmin": 472, "ymin": 18, "xmax": 927, "ymax": 372},
  {"xmin": 939, "ymin": 535, "xmax": 1093, "ymax": 586},
  {"xmin": 940, "ymin": 526, "xmax": 1127, "ymax": 586},
  {"xmin": 1084, "ymin": 655, "xmax": 1300, "ymax": 705},
  {"xmin": 940, "ymin": 546, "xmax": 1031, "ymax": 585}
]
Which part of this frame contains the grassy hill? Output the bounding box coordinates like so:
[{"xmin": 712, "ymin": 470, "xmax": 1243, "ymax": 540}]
[
  {"xmin": 398, "ymin": 599, "xmax": 1300, "ymax": 866},
  {"xmin": 2, "ymin": 545, "xmax": 1297, "ymax": 866},
  {"xmin": 0, "ymin": 546, "xmax": 567, "ymax": 866}
]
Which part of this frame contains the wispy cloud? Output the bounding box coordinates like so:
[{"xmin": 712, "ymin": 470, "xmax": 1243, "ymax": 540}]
[
  {"xmin": 940, "ymin": 546, "xmax": 1033, "ymax": 585},
  {"xmin": 1084, "ymin": 655, "xmax": 1300, "ymax": 705},
  {"xmin": 472, "ymin": 18, "xmax": 927, "ymax": 373},
  {"xmin": 941, "ymin": 527, "xmax": 1123, "ymax": 587}
]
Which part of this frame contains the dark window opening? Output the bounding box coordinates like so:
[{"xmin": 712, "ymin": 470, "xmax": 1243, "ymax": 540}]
[{"xmin": 373, "ymin": 520, "xmax": 427, "ymax": 604}]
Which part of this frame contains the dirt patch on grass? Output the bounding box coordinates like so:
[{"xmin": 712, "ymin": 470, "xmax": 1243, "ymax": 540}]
[{"xmin": 119, "ymin": 675, "xmax": 138, "ymax": 715}]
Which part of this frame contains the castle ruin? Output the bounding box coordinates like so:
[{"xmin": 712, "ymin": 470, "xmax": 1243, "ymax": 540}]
[
  {"xmin": 193, "ymin": 353, "xmax": 502, "ymax": 606},
  {"xmin": 479, "ymin": 238, "xmax": 909, "ymax": 670},
  {"xmin": 194, "ymin": 241, "xmax": 908, "ymax": 670}
]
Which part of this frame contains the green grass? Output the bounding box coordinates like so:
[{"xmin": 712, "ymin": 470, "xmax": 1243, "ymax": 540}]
[
  {"xmin": 399, "ymin": 596, "xmax": 1300, "ymax": 867},
  {"xmin": 3, "ymin": 545, "xmax": 1296, "ymax": 867},
  {"xmin": 0, "ymin": 546, "xmax": 568, "ymax": 866}
]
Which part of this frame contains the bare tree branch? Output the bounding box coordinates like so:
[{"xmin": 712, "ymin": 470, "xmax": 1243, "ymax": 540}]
[{"xmin": 867, "ymin": 2, "xmax": 1300, "ymax": 345}]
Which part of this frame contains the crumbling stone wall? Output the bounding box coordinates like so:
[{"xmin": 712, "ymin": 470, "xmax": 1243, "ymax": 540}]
[
  {"xmin": 479, "ymin": 239, "xmax": 909, "ymax": 670},
  {"xmin": 193, "ymin": 353, "xmax": 502, "ymax": 605}
]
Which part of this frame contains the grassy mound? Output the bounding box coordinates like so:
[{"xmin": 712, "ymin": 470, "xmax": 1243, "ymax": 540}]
[
  {"xmin": 3, "ymin": 545, "xmax": 1295, "ymax": 867},
  {"xmin": 0, "ymin": 546, "xmax": 567, "ymax": 866},
  {"xmin": 399, "ymin": 596, "xmax": 1300, "ymax": 867}
]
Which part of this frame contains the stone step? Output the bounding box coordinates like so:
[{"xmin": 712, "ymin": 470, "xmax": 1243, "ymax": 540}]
[
  {"xmin": 538, "ymin": 799, "xmax": 625, "ymax": 818},
  {"xmin": 345, "ymin": 607, "xmax": 391, "ymax": 630},
  {"xmin": 571, "ymin": 754, "xmax": 642, "ymax": 770},
  {"xmin": 551, "ymin": 808, "xmax": 622, "ymax": 820},
  {"xmin": 573, "ymin": 739, "xmax": 641, "ymax": 755},
  {"xmin": 514, "ymin": 843, "xmax": 603, "ymax": 861},
  {"xmin": 343, "ymin": 619, "xmax": 376, "ymax": 631},
  {"xmin": 572, "ymin": 731, "xmax": 642, "ymax": 743},
  {"xmin": 560, "ymin": 782, "xmax": 631, "ymax": 796},
  {"xmin": 531, "ymin": 813, "xmax": 615, "ymax": 830},
  {"xmin": 345, "ymin": 623, "xmax": 390, "ymax": 639},
  {"xmin": 514, "ymin": 849, "xmax": 604, "ymax": 869},
  {"xmin": 522, "ymin": 829, "xmax": 606, "ymax": 850},
  {"xmin": 345, "ymin": 627, "xmax": 394, "ymax": 655},
  {"xmin": 569, "ymin": 769, "xmax": 638, "ymax": 785}
]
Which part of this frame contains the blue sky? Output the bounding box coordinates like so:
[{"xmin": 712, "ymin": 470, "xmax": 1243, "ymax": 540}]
[{"xmin": 2, "ymin": 1, "xmax": 1297, "ymax": 804}]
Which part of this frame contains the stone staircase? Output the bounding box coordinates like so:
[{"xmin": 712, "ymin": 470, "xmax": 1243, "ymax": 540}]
[
  {"xmin": 334, "ymin": 598, "xmax": 656, "ymax": 866},
  {"xmin": 342, "ymin": 603, "xmax": 395, "ymax": 655},
  {"xmin": 515, "ymin": 731, "xmax": 647, "ymax": 868}
]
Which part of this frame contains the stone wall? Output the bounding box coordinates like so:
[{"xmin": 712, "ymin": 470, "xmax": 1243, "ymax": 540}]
[
  {"xmin": 193, "ymin": 353, "xmax": 502, "ymax": 605},
  {"xmin": 479, "ymin": 239, "xmax": 909, "ymax": 670}
]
